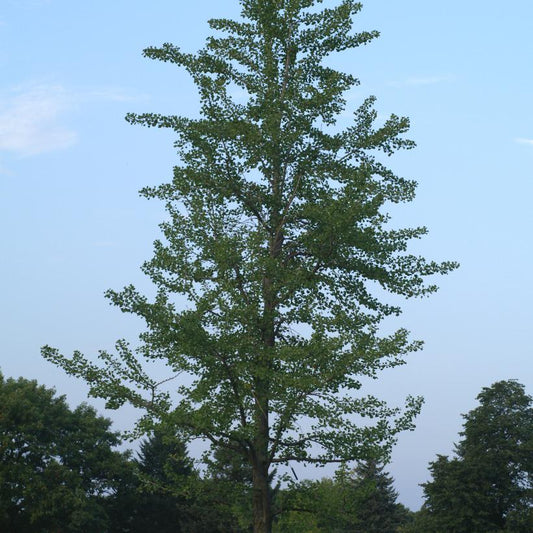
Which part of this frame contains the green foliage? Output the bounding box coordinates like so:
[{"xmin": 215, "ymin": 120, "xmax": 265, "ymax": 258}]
[
  {"xmin": 274, "ymin": 479, "xmax": 325, "ymax": 532},
  {"xmin": 0, "ymin": 372, "xmax": 129, "ymax": 533},
  {"xmin": 108, "ymin": 428, "xmax": 217, "ymax": 533},
  {"xmin": 397, "ymin": 508, "xmax": 433, "ymax": 533},
  {"xmin": 42, "ymin": 0, "xmax": 457, "ymax": 530},
  {"xmin": 136, "ymin": 428, "xmax": 194, "ymax": 489},
  {"xmin": 417, "ymin": 380, "xmax": 533, "ymax": 533},
  {"xmin": 275, "ymin": 461, "xmax": 411, "ymax": 532},
  {"xmin": 203, "ymin": 445, "xmax": 255, "ymax": 531},
  {"xmin": 348, "ymin": 459, "xmax": 412, "ymax": 532}
]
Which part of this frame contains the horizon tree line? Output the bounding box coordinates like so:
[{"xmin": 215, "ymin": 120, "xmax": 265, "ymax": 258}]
[{"xmin": 2, "ymin": 371, "xmax": 532, "ymax": 532}]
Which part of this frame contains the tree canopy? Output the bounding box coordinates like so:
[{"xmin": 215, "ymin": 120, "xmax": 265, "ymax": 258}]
[
  {"xmin": 275, "ymin": 460, "xmax": 411, "ymax": 532},
  {"xmin": 412, "ymin": 380, "xmax": 533, "ymax": 533},
  {"xmin": 42, "ymin": 1, "xmax": 457, "ymax": 531},
  {"xmin": 108, "ymin": 428, "xmax": 228, "ymax": 533},
  {"xmin": 0, "ymin": 372, "xmax": 129, "ymax": 533}
]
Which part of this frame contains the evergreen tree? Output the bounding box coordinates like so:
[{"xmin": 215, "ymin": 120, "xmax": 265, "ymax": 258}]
[
  {"xmin": 43, "ymin": 1, "xmax": 457, "ymax": 531},
  {"xmin": 109, "ymin": 429, "xmax": 224, "ymax": 533},
  {"xmin": 137, "ymin": 429, "xmax": 193, "ymax": 485},
  {"xmin": 351, "ymin": 459, "xmax": 410, "ymax": 533},
  {"xmin": 131, "ymin": 430, "xmax": 193, "ymax": 532},
  {"xmin": 204, "ymin": 445, "xmax": 255, "ymax": 532}
]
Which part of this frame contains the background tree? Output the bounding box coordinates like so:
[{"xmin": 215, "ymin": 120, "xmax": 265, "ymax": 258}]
[
  {"xmin": 349, "ymin": 459, "xmax": 412, "ymax": 533},
  {"xmin": 416, "ymin": 380, "xmax": 533, "ymax": 533},
  {"xmin": 109, "ymin": 427, "xmax": 236, "ymax": 533},
  {"xmin": 397, "ymin": 509, "xmax": 433, "ymax": 533},
  {"xmin": 202, "ymin": 445, "xmax": 255, "ymax": 532},
  {"xmin": 275, "ymin": 461, "xmax": 410, "ymax": 532},
  {"xmin": 274, "ymin": 478, "xmax": 330, "ymax": 532},
  {"xmin": 0, "ymin": 372, "xmax": 129, "ymax": 533},
  {"xmin": 43, "ymin": 0, "xmax": 457, "ymax": 531}
]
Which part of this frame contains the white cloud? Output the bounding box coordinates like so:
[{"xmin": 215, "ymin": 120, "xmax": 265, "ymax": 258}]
[
  {"xmin": 0, "ymin": 84, "xmax": 145, "ymax": 157},
  {"xmin": 0, "ymin": 85, "xmax": 77, "ymax": 156},
  {"xmin": 389, "ymin": 75, "xmax": 455, "ymax": 88},
  {"xmin": 515, "ymin": 138, "xmax": 533, "ymax": 146}
]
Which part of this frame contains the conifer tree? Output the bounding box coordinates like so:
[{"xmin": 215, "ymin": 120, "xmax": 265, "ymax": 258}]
[
  {"xmin": 351, "ymin": 459, "xmax": 410, "ymax": 533},
  {"xmin": 43, "ymin": 1, "xmax": 457, "ymax": 531}
]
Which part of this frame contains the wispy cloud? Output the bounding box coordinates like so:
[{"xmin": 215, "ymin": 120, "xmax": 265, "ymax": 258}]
[
  {"xmin": 0, "ymin": 84, "xmax": 76, "ymax": 156},
  {"xmin": 0, "ymin": 83, "xmax": 145, "ymax": 158},
  {"xmin": 389, "ymin": 74, "xmax": 455, "ymax": 88},
  {"xmin": 515, "ymin": 138, "xmax": 533, "ymax": 146}
]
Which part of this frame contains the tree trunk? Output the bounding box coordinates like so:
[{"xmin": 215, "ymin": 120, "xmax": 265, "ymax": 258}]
[
  {"xmin": 252, "ymin": 454, "xmax": 272, "ymax": 533},
  {"xmin": 251, "ymin": 352, "xmax": 272, "ymax": 532},
  {"xmin": 251, "ymin": 370, "xmax": 272, "ymax": 532},
  {"xmin": 252, "ymin": 172, "xmax": 281, "ymax": 533}
]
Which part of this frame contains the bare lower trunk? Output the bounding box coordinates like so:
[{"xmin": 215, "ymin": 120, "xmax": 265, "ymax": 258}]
[
  {"xmin": 252, "ymin": 373, "xmax": 272, "ymax": 532},
  {"xmin": 252, "ymin": 457, "xmax": 272, "ymax": 533}
]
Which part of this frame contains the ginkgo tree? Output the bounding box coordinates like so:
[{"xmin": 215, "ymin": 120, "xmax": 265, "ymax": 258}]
[{"xmin": 43, "ymin": 1, "xmax": 457, "ymax": 531}]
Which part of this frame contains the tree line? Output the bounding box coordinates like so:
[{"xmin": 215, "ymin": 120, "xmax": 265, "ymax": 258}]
[{"xmin": 3, "ymin": 372, "xmax": 532, "ymax": 532}]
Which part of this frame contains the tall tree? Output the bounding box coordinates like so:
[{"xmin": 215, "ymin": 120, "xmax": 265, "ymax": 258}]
[
  {"xmin": 0, "ymin": 372, "xmax": 129, "ymax": 532},
  {"xmin": 42, "ymin": 1, "xmax": 457, "ymax": 531},
  {"xmin": 418, "ymin": 380, "xmax": 533, "ymax": 532}
]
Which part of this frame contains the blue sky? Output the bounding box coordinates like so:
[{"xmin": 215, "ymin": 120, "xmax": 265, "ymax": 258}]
[{"xmin": 2, "ymin": 0, "xmax": 533, "ymax": 509}]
